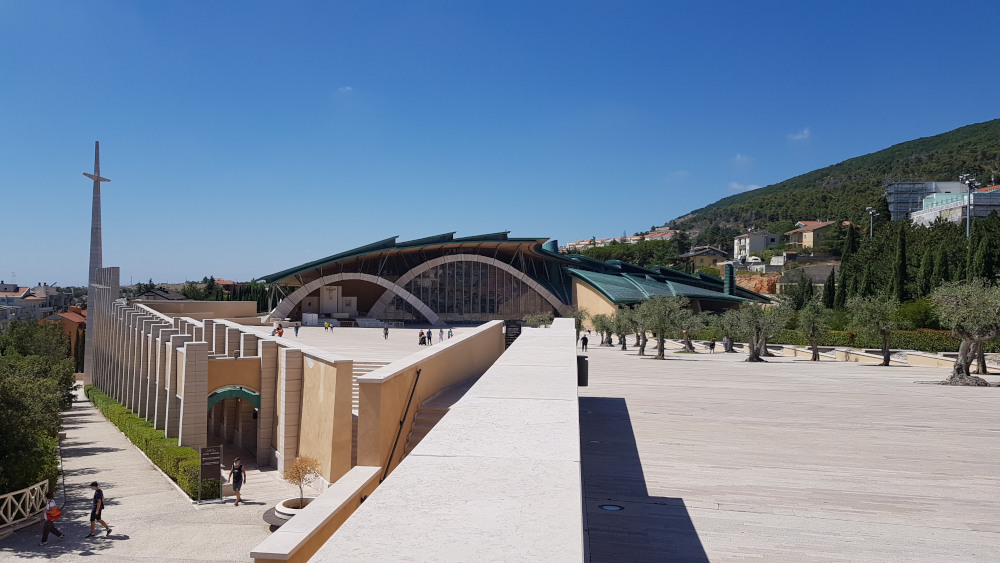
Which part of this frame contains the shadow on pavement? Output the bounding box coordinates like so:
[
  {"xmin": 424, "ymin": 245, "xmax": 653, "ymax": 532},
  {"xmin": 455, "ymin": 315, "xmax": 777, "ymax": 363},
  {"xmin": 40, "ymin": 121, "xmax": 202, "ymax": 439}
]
[{"xmin": 580, "ymin": 396, "xmax": 708, "ymax": 562}]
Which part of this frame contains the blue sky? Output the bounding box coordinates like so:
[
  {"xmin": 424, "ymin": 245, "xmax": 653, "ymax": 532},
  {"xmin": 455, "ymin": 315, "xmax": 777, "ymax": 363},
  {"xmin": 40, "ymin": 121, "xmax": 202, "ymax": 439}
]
[{"xmin": 2, "ymin": 1, "xmax": 998, "ymax": 286}]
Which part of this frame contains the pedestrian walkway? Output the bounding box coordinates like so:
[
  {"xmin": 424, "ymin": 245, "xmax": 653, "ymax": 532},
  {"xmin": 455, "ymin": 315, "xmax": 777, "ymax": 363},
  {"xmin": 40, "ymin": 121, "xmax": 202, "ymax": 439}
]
[{"xmin": 0, "ymin": 388, "xmax": 317, "ymax": 561}]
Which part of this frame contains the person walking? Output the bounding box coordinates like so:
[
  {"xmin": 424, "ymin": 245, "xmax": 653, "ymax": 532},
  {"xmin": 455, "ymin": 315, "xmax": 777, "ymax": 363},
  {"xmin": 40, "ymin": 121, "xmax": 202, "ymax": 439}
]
[
  {"xmin": 324, "ymin": 321, "xmax": 329, "ymax": 332},
  {"xmin": 294, "ymin": 323, "xmax": 300, "ymax": 337},
  {"xmin": 709, "ymin": 337, "xmax": 716, "ymax": 353},
  {"xmin": 39, "ymin": 491, "xmax": 64, "ymax": 545},
  {"xmin": 383, "ymin": 325, "xmax": 389, "ymax": 340},
  {"xmin": 418, "ymin": 330, "xmax": 425, "ymax": 346},
  {"xmin": 229, "ymin": 457, "xmax": 247, "ymax": 506},
  {"xmin": 447, "ymin": 328, "xmax": 453, "ymax": 339},
  {"xmin": 427, "ymin": 330, "xmax": 433, "ymax": 345},
  {"xmin": 722, "ymin": 335, "xmax": 731, "ymax": 352},
  {"xmin": 580, "ymin": 334, "xmax": 588, "ymax": 351},
  {"xmin": 86, "ymin": 482, "xmax": 111, "ymax": 537},
  {"xmin": 439, "ymin": 328, "xmax": 444, "ymax": 342}
]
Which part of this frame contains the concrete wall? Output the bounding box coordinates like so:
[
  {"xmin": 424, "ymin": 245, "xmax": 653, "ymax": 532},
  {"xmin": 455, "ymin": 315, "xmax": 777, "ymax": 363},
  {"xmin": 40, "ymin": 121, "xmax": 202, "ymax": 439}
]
[
  {"xmin": 207, "ymin": 357, "xmax": 263, "ymax": 393},
  {"xmin": 299, "ymin": 355, "xmax": 354, "ymax": 483},
  {"xmin": 357, "ymin": 321, "xmax": 505, "ymax": 475},
  {"xmin": 572, "ymin": 278, "xmax": 616, "ymax": 329},
  {"xmin": 141, "ymin": 300, "xmax": 259, "ymax": 320},
  {"xmin": 314, "ymin": 318, "xmax": 583, "ymax": 561}
]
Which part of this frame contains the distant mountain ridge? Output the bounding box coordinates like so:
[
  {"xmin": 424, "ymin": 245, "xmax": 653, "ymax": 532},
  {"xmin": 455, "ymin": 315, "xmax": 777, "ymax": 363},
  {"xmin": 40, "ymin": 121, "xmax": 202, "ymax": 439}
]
[{"xmin": 672, "ymin": 119, "xmax": 1000, "ymax": 232}]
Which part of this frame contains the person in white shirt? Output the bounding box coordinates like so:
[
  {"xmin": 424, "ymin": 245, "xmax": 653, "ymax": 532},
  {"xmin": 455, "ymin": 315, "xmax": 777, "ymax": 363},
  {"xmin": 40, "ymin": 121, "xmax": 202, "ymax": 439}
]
[{"xmin": 40, "ymin": 491, "xmax": 64, "ymax": 545}]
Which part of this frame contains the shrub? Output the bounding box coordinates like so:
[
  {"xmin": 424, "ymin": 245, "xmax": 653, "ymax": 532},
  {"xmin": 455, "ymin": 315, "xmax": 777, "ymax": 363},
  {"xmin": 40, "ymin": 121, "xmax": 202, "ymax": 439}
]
[{"xmin": 87, "ymin": 387, "xmax": 206, "ymax": 499}]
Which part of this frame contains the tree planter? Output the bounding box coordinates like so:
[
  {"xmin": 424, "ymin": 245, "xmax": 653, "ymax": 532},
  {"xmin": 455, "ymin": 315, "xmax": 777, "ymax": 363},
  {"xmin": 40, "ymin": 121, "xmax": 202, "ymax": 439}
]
[{"xmin": 275, "ymin": 497, "xmax": 316, "ymax": 520}]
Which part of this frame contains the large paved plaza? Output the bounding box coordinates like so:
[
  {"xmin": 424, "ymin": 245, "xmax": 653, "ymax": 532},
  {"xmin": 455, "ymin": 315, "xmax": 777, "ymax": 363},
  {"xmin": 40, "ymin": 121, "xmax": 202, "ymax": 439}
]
[{"xmin": 580, "ymin": 343, "xmax": 1000, "ymax": 562}]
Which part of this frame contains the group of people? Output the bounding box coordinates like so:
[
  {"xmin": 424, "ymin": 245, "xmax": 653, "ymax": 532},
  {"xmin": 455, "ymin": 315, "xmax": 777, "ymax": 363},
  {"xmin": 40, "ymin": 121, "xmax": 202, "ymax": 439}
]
[
  {"xmin": 40, "ymin": 461, "xmax": 249, "ymax": 547},
  {"xmin": 417, "ymin": 327, "xmax": 453, "ymax": 346},
  {"xmin": 577, "ymin": 328, "xmax": 736, "ymax": 353},
  {"xmin": 39, "ymin": 482, "xmax": 112, "ymax": 546}
]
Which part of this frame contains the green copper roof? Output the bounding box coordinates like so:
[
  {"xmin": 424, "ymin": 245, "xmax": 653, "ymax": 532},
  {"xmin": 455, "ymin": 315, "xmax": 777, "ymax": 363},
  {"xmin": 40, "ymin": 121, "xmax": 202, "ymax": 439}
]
[
  {"xmin": 260, "ymin": 231, "xmax": 549, "ymax": 283},
  {"xmin": 568, "ymin": 269, "xmax": 749, "ymax": 305}
]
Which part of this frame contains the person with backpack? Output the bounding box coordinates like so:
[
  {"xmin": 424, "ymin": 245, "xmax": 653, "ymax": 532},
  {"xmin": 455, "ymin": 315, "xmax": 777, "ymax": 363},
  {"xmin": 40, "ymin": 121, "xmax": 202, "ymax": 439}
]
[
  {"xmin": 87, "ymin": 481, "xmax": 112, "ymax": 537},
  {"xmin": 39, "ymin": 491, "xmax": 64, "ymax": 545}
]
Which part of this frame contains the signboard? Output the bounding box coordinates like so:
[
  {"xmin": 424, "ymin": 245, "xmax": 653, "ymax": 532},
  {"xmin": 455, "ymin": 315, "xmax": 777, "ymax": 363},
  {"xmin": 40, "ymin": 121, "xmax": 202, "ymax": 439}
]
[
  {"xmin": 200, "ymin": 445, "xmax": 222, "ymax": 483},
  {"xmin": 504, "ymin": 320, "xmax": 522, "ymax": 348}
]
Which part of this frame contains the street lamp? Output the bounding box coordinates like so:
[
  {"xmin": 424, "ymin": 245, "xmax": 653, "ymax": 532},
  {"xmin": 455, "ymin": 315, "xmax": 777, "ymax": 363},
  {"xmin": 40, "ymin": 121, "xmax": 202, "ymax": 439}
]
[
  {"xmin": 865, "ymin": 207, "xmax": 879, "ymax": 238},
  {"xmin": 960, "ymin": 174, "xmax": 981, "ymax": 239}
]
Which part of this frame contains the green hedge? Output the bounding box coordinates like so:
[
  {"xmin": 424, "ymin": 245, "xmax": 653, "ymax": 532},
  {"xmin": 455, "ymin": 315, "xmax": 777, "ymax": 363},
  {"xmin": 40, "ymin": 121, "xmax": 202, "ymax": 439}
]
[{"xmin": 85, "ymin": 386, "xmax": 217, "ymax": 499}]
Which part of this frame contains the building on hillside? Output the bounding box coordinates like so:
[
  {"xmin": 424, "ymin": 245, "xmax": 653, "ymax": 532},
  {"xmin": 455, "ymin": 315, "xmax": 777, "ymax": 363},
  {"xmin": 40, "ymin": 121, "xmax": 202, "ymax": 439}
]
[
  {"xmin": 884, "ymin": 181, "xmax": 965, "ymax": 221},
  {"xmin": 785, "ymin": 221, "xmax": 835, "ymax": 249},
  {"xmin": 560, "ymin": 230, "xmax": 676, "ymax": 253},
  {"xmin": 261, "ymin": 233, "xmax": 768, "ymax": 326},
  {"xmin": 909, "ymin": 185, "xmax": 1000, "ymax": 226},
  {"xmin": 675, "ymin": 246, "xmax": 729, "ymax": 270},
  {"xmin": 733, "ymin": 230, "xmax": 779, "ymax": 261},
  {"xmin": 775, "ymin": 264, "xmax": 837, "ymax": 295}
]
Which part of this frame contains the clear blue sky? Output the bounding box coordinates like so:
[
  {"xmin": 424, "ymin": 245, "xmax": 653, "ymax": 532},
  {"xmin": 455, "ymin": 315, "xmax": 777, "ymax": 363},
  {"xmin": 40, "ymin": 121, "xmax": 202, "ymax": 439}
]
[{"xmin": 3, "ymin": 1, "xmax": 998, "ymax": 286}]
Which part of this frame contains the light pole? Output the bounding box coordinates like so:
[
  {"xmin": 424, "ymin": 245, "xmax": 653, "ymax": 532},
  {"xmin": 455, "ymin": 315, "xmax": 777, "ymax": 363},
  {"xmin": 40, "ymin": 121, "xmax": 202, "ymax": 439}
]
[
  {"xmin": 865, "ymin": 207, "xmax": 879, "ymax": 238},
  {"xmin": 960, "ymin": 174, "xmax": 981, "ymax": 239}
]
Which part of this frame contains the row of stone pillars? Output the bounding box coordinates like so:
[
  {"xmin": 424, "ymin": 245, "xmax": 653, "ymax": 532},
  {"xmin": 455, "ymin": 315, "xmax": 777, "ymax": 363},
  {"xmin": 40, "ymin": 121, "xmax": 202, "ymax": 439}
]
[{"xmin": 87, "ymin": 291, "xmax": 301, "ymax": 471}]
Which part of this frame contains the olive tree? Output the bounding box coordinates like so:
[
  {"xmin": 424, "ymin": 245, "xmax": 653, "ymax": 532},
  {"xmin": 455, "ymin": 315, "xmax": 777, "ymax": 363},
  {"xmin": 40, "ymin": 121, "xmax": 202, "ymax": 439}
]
[
  {"xmin": 723, "ymin": 302, "xmax": 788, "ymax": 362},
  {"xmin": 612, "ymin": 308, "xmax": 636, "ymax": 351},
  {"xmin": 847, "ymin": 295, "xmax": 904, "ymax": 367},
  {"xmin": 797, "ymin": 298, "xmax": 830, "ymax": 361},
  {"xmin": 590, "ymin": 314, "xmax": 614, "ymax": 346},
  {"xmin": 566, "ymin": 307, "xmax": 589, "ymax": 342},
  {"xmin": 931, "ymin": 280, "xmax": 1000, "ymax": 386},
  {"xmin": 634, "ymin": 296, "xmax": 702, "ymax": 359}
]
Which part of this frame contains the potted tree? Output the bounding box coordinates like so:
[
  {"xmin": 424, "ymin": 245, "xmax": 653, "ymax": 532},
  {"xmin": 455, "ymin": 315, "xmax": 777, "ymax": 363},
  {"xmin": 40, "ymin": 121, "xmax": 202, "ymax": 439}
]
[{"xmin": 275, "ymin": 456, "xmax": 322, "ymax": 520}]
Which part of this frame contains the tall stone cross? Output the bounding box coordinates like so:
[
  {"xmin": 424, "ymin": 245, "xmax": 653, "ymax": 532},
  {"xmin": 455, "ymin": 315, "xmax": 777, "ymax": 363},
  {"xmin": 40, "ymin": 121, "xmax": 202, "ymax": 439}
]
[{"xmin": 83, "ymin": 141, "xmax": 110, "ymax": 377}]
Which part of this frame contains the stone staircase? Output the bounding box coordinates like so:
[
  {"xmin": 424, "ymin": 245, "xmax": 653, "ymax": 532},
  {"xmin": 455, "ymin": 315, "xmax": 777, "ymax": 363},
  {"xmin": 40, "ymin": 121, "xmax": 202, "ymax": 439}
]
[
  {"xmin": 351, "ymin": 361, "xmax": 389, "ymax": 467},
  {"xmin": 352, "ymin": 361, "xmax": 390, "ymax": 413},
  {"xmin": 403, "ymin": 376, "xmax": 481, "ymax": 456}
]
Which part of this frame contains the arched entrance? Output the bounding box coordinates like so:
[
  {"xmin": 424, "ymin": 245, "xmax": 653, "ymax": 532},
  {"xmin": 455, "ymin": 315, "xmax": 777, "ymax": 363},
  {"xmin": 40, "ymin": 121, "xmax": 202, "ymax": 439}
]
[
  {"xmin": 268, "ymin": 273, "xmax": 441, "ymax": 325},
  {"xmin": 207, "ymin": 386, "xmax": 260, "ymax": 458}
]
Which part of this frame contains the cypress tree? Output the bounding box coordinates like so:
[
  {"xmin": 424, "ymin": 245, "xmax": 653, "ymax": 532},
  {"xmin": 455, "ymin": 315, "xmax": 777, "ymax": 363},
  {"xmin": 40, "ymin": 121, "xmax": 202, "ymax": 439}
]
[
  {"xmin": 822, "ymin": 267, "xmax": 836, "ymax": 308},
  {"xmin": 833, "ymin": 268, "xmax": 848, "ymax": 309},
  {"xmin": 931, "ymin": 242, "xmax": 947, "ymax": 287},
  {"xmin": 892, "ymin": 225, "xmax": 907, "ymax": 302},
  {"xmin": 841, "ymin": 225, "xmax": 858, "ymax": 263},
  {"xmin": 917, "ymin": 247, "xmax": 933, "ymax": 297}
]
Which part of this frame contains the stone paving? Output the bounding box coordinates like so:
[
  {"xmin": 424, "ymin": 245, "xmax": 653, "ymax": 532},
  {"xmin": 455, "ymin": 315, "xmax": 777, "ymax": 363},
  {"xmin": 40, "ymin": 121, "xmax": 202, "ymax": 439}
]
[
  {"xmin": 238, "ymin": 325, "xmax": 470, "ymax": 362},
  {"xmin": 0, "ymin": 388, "xmax": 318, "ymax": 562},
  {"xmin": 580, "ymin": 343, "xmax": 1000, "ymax": 562}
]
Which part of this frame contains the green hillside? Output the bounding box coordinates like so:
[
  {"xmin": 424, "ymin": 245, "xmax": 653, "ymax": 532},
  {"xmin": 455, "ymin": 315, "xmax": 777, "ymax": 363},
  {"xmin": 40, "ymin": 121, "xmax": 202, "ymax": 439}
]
[{"xmin": 673, "ymin": 119, "xmax": 1000, "ymax": 232}]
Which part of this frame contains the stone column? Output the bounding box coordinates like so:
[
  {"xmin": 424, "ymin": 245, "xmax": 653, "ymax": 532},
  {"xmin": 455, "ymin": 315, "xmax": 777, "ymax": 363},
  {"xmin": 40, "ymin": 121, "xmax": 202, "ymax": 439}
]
[
  {"xmin": 164, "ymin": 333, "xmax": 193, "ymax": 439},
  {"xmin": 203, "ymin": 320, "xmax": 215, "ymax": 353},
  {"xmin": 178, "ymin": 341, "xmax": 209, "ymax": 452},
  {"xmin": 211, "ymin": 401, "xmax": 225, "ymax": 438},
  {"xmin": 141, "ymin": 322, "xmax": 170, "ymax": 419},
  {"xmin": 153, "ymin": 328, "xmax": 179, "ymax": 431},
  {"xmin": 214, "ymin": 323, "xmax": 227, "ymax": 355},
  {"xmin": 275, "ymin": 347, "xmax": 303, "ymax": 475},
  {"xmin": 237, "ymin": 399, "xmax": 255, "ymax": 451},
  {"xmin": 257, "ymin": 340, "xmax": 278, "ymax": 467},
  {"xmin": 240, "ymin": 333, "xmax": 259, "ymax": 358},
  {"xmin": 226, "ymin": 327, "xmax": 241, "ymax": 357},
  {"xmin": 222, "ymin": 398, "xmax": 238, "ymax": 444}
]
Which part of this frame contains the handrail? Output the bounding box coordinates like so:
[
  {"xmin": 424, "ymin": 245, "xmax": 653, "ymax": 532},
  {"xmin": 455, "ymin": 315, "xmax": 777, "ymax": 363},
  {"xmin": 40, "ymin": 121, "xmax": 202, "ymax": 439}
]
[
  {"xmin": 382, "ymin": 368, "xmax": 421, "ymax": 483},
  {"xmin": 0, "ymin": 480, "xmax": 49, "ymax": 532}
]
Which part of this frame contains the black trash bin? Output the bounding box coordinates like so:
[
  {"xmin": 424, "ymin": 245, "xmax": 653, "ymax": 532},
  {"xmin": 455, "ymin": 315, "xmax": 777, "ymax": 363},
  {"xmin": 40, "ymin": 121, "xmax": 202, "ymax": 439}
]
[{"xmin": 577, "ymin": 355, "xmax": 588, "ymax": 387}]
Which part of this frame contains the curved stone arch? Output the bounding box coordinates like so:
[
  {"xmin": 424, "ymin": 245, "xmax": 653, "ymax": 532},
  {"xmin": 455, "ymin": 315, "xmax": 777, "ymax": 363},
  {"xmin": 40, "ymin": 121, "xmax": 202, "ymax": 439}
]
[
  {"xmin": 369, "ymin": 254, "xmax": 569, "ymax": 320},
  {"xmin": 207, "ymin": 386, "xmax": 261, "ymax": 411},
  {"xmin": 269, "ymin": 273, "xmax": 441, "ymax": 325}
]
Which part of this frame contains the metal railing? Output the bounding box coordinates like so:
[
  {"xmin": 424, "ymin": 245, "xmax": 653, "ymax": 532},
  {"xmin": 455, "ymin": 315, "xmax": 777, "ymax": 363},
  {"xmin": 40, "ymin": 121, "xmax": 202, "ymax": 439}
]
[{"xmin": 0, "ymin": 480, "xmax": 49, "ymax": 532}]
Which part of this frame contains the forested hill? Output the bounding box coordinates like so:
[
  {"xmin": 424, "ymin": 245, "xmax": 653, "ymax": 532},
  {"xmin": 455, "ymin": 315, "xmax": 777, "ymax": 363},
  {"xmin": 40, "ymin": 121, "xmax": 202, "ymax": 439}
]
[{"xmin": 672, "ymin": 119, "xmax": 1000, "ymax": 232}]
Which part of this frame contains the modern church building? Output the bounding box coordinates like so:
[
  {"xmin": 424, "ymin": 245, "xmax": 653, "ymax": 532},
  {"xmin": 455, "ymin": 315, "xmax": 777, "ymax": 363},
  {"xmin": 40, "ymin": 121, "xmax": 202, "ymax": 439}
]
[{"xmin": 262, "ymin": 231, "xmax": 768, "ymax": 326}]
